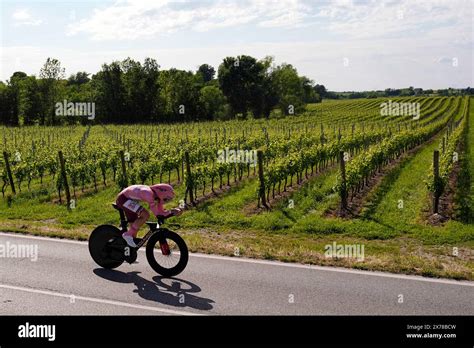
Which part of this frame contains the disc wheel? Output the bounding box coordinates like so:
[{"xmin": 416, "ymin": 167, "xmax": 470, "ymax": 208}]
[{"xmin": 89, "ymin": 225, "xmax": 124, "ymax": 269}]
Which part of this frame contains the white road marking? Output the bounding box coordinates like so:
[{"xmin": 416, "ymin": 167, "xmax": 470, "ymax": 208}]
[
  {"xmin": 0, "ymin": 283, "xmax": 201, "ymax": 316},
  {"xmin": 1, "ymin": 232, "xmax": 473, "ymax": 287},
  {"xmin": 0, "ymin": 232, "xmax": 87, "ymax": 245}
]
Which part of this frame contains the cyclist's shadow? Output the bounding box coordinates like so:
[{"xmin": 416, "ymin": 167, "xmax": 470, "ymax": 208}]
[{"xmin": 93, "ymin": 268, "xmax": 214, "ymax": 311}]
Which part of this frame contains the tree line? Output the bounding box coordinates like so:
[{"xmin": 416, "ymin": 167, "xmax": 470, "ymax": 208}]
[
  {"xmin": 0, "ymin": 55, "xmax": 323, "ymax": 126},
  {"xmin": 326, "ymin": 86, "xmax": 474, "ymax": 99}
]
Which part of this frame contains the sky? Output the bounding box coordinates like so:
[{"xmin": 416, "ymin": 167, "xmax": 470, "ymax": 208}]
[{"xmin": 0, "ymin": 0, "xmax": 472, "ymax": 91}]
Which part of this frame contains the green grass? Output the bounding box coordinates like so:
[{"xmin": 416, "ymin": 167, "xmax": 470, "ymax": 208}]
[{"xmin": 363, "ymin": 133, "xmax": 439, "ymax": 228}]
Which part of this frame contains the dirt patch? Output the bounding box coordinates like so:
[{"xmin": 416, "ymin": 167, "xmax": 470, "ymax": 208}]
[{"xmin": 40, "ymin": 218, "xmax": 58, "ymax": 224}]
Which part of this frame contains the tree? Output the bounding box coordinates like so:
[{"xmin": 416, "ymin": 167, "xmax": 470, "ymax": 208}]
[
  {"xmin": 121, "ymin": 57, "xmax": 149, "ymax": 123},
  {"xmin": 301, "ymin": 76, "xmax": 320, "ymax": 103},
  {"xmin": 39, "ymin": 58, "xmax": 66, "ymax": 125},
  {"xmin": 40, "ymin": 58, "xmax": 65, "ymax": 80},
  {"xmin": 91, "ymin": 61, "xmax": 126, "ymax": 123},
  {"xmin": 5, "ymin": 72, "xmax": 28, "ymax": 126},
  {"xmin": 19, "ymin": 76, "xmax": 42, "ymax": 125},
  {"xmin": 197, "ymin": 64, "xmax": 215, "ymax": 83},
  {"xmin": 249, "ymin": 56, "xmax": 279, "ymax": 119},
  {"xmin": 91, "ymin": 58, "xmax": 160, "ymax": 123},
  {"xmin": 314, "ymin": 84, "xmax": 327, "ymax": 98},
  {"xmin": 271, "ymin": 63, "xmax": 305, "ymax": 115},
  {"xmin": 438, "ymin": 89, "xmax": 449, "ymax": 96},
  {"xmin": 158, "ymin": 69, "xmax": 200, "ymax": 122},
  {"xmin": 384, "ymin": 88, "xmax": 401, "ymax": 97},
  {"xmin": 198, "ymin": 85, "xmax": 227, "ymax": 120},
  {"xmin": 218, "ymin": 55, "xmax": 266, "ymax": 118},
  {"xmin": 414, "ymin": 88, "xmax": 423, "ymax": 96},
  {"xmin": 67, "ymin": 72, "xmax": 90, "ymax": 86},
  {"xmin": 400, "ymin": 86, "xmax": 415, "ymax": 96},
  {"xmin": 142, "ymin": 57, "xmax": 161, "ymax": 122},
  {"xmin": 0, "ymin": 82, "xmax": 16, "ymax": 125}
]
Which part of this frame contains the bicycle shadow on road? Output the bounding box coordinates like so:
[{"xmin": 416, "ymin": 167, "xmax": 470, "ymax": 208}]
[{"xmin": 93, "ymin": 268, "xmax": 214, "ymax": 311}]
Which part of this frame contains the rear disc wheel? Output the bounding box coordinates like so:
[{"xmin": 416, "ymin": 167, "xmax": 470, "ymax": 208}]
[{"xmin": 89, "ymin": 225, "xmax": 124, "ymax": 269}]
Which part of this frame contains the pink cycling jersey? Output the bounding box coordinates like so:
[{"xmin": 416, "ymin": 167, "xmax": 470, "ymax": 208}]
[{"xmin": 118, "ymin": 185, "xmax": 171, "ymax": 217}]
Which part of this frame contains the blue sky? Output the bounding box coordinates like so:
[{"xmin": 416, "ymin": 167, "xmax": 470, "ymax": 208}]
[{"xmin": 0, "ymin": 0, "xmax": 472, "ymax": 91}]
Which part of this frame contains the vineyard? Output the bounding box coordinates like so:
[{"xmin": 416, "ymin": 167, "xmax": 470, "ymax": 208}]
[{"xmin": 0, "ymin": 96, "xmax": 473, "ymax": 279}]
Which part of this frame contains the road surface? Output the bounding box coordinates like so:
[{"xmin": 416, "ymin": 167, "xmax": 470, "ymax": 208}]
[{"xmin": 0, "ymin": 232, "xmax": 473, "ymax": 315}]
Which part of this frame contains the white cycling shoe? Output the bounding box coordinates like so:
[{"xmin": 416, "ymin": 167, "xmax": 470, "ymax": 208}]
[{"xmin": 122, "ymin": 233, "xmax": 137, "ymax": 248}]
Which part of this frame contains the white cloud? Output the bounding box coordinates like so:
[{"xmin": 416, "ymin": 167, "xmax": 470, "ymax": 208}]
[
  {"xmin": 67, "ymin": 0, "xmax": 311, "ymax": 40},
  {"xmin": 315, "ymin": 0, "xmax": 471, "ymax": 40},
  {"xmin": 12, "ymin": 8, "xmax": 43, "ymax": 26},
  {"xmin": 2, "ymin": 0, "xmax": 471, "ymax": 90},
  {"xmin": 13, "ymin": 9, "xmax": 31, "ymax": 21}
]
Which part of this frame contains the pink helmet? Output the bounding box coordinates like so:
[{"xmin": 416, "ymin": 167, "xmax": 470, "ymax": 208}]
[{"xmin": 151, "ymin": 183, "xmax": 175, "ymax": 202}]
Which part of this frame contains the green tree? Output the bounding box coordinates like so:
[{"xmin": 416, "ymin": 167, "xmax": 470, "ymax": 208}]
[
  {"xmin": 301, "ymin": 76, "xmax": 320, "ymax": 103},
  {"xmin": 5, "ymin": 72, "xmax": 28, "ymax": 126},
  {"xmin": 314, "ymin": 84, "xmax": 327, "ymax": 98},
  {"xmin": 271, "ymin": 63, "xmax": 305, "ymax": 115},
  {"xmin": 198, "ymin": 85, "xmax": 227, "ymax": 120},
  {"xmin": 249, "ymin": 56, "xmax": 279, "ymax": 119},
  {"xmin": 39, "ymin": 58, "xmax": 65, "ymax": 125},
  {"xmin": 0, "ymin": 82, "xmax": 16, "ymax": 125},
  {"xmin": 121, "ymin": 57, "xmax": 148, "ymax": 123},
  {"xmin": 159, "ymin": 69, "xmax": 200, "ymax": 122},
  {"xmin": 19, "ymin": 76, "xmax": 42, "ymax": 125},
  {"xmin": 67, "ymin": 72, "xmax": 90, "ymax": 86},
  {"xmin": 197, "ymin": 64, "xmax": 215, "ymax": 83},
  {"xmin": 91, "ymin": 61, "xmax": 126, "ymax": 123},
  {"xmin": 218, "ymin": 55, "xmax": 266, "ymax": 118},
  {"xmin": 142, "ymin": 58, "xmax": 161, "ymax": 122}
]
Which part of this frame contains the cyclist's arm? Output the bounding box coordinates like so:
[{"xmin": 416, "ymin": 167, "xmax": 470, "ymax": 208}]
[
  {"xmin": 149, "ymin": 200, "xmax": 172, "ymax": 218},
  {"xmin": 136, "ymin": 186, "xmax": 180, "ymax": 218}
]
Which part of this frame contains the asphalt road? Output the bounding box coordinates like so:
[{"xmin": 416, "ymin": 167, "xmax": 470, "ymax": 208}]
[{"xmin": 0, "ymin": 232, "xmax": 473, "ymax": 315}]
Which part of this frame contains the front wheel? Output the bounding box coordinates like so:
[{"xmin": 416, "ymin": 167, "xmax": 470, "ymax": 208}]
[{"xmin": 146, "ymin": 229, "xmax": 188, "ymax": 277}]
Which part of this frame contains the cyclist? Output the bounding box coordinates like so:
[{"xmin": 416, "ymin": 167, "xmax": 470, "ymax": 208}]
[{"xmin": 116, "ymin": 184, "xmax": 182, "ymax": 248}]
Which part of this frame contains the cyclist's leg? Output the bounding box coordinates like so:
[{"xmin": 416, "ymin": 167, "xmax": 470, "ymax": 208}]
[
  {"xmin": 125, "ymin": 208, "xmax": 150, "ymax": 238},
  {"xmin": 117, "ymin": 195, "xmax": 149, "ymax": 247},
  {"xmin": 121, "ymin": 209, "xmax": 149, "ymax": 248}
]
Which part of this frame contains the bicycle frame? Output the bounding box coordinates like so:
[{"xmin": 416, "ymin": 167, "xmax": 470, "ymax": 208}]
[{"xmin": 135, "ymin": 225, "xmax": 160, "ymax": 249}]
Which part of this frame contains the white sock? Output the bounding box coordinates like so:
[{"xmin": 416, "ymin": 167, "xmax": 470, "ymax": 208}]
[{"xmin": 122, "ymin": 233, "xmax": 137, "ymax": 248}]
